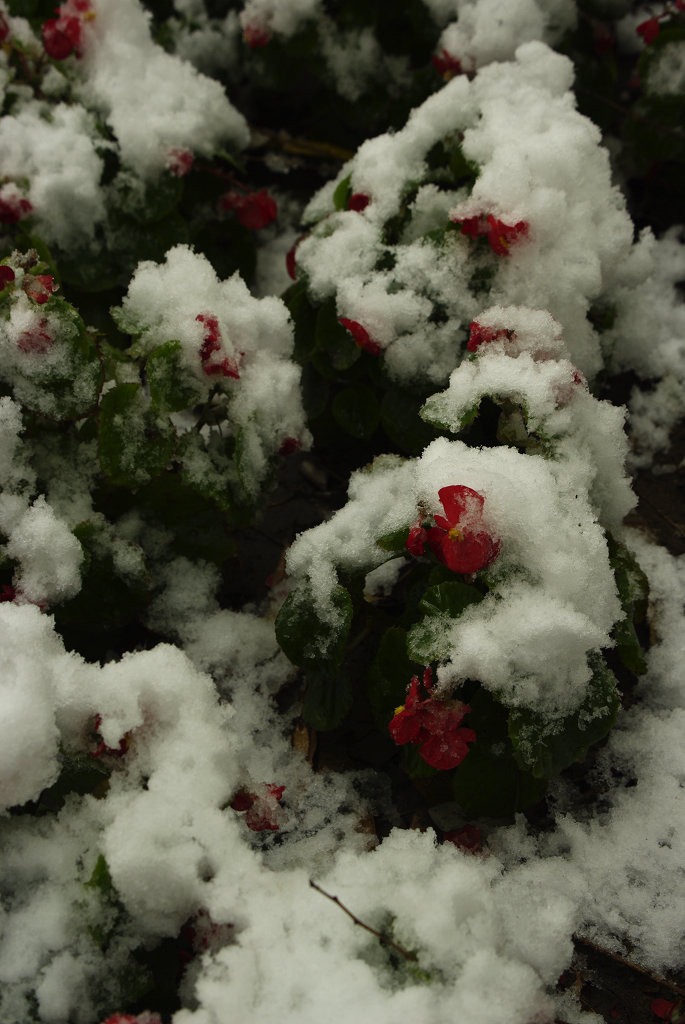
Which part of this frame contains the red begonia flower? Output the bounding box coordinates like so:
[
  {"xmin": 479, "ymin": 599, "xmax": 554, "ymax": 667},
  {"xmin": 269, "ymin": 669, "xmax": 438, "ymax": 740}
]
[
  {"xmin": 196, "ymin": 313, "xmax": 241, "ymax": 379},
  {"xmin": 467, "ymin": 321, "xmax": 513, "ymax": 352},
  {"xmin": 406, "ymin": 515, "xmax": 428, "ymax": 557},
  {"xmin": 167, "ymin": 148, "xmax": 194, "ymax": 177},
  {"xmin": 389, "ymin": 668, "xmax": 475, "ymax": 771},
  {"xmin": 426, "ymin": 484, "xmax": 500, "ymax": 574},
  {"xmin": 23, "ymin": 274, "xmax": 55, "ymax": 305},
  {"xmin": 444, "ymin": 824, "xmax": 482, "ymax": 853},
  {"xmin": 89, "ymin": 714, "xmax": 129, "ymax": 760},
  {"xmin": 0, "ymin": 12, "xmax": 10, "ymax": 42},
  {"xmin": 279, "ymin": 437, "xmax": 301, "ymax": 456},
  {"xmin": 220, "ymin": 189, "xmax": 277, "ymax": 230},
  {"xmin": 17, "ymin": 319, "xmax": 52, "ymax": 354},
  {"xmin": 231, "ymin": 784, "xmax": 285, "ymax": 831},
  {"xmin": 338, "ymin": 317, "xmax": 382, "ymax": 356},
  {"xmin": 0, "ymin": 266, "xmax": 15, "ymax": 290},
  {"xmin": 243, "ymin": 21, "xmax": 270, "ymax": 48},
  {"xmin": 636, "ymin": 17, "xmax": 660, "ymax": 44},
  {"xmin": 651, "ymin": 999, "xmax": 678, "ymax": 1021},
  {"xmin": 432, "ymin": 49, "xmax": 462, "ymax": 79},
  {"xmin": 453, "ymin": 213, "xmax": 528, "ymax": 255},
  {"xmin": 0, "ymin": 194, "xmax": 32, "ymax": 225},
  {"xmin": 485, "ymin": 214, "xmax": 528, "ymax": 256},
  {"xmin": 348, "ymin": 193, "xmax": 370, "ymax": 212}
]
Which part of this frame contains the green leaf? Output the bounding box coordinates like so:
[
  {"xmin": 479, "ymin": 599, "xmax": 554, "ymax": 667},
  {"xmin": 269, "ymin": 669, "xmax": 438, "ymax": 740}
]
[
  {"xmin": 135, "ymin": 471, "xmax": 238, "ymax": 562},
  {"xmin": 147, "ymin": 340, "xmax": 203, "ymax": 414},
  {"xmin": 407, "ymin": 582, "xmax": 483, "ymax": 662},
  {"xmin": 451, "ymin": 688, "xmax": 545, "ymax": 816},
  {"xmin": 508, "ymin": 656, "xmax": 621, "ymax": 779},
  {"xmin": 332, "ymin": 383, "xmax": 380, "ymax": 440},
  {"xmin": 381, "ymin": 387, "xmax": 441, "ymax": 455},
  {"xmin": 612, "ymin": 616, "xmax": 648, "ymax": 676},
  {"xmin": 283, "ymin": 281, "xmax": 318, "ymax": 362},
  {"xmin": 315, "ymin": 300, "xmax": 361, "ymax": 371},
  {"xmin": 85, "ymin": 854, "xmax": 114, "ymax": 895},
  {"xmin": 275, "ymin": 583, "xmax": 353, "ymax": 669},
  {"xmin": 302, "ymin": 668, "xmax": 354, "ymax": 730},
  {"xmin": 608, "ymin": 535, "xmax": 649, "ymax": 617},
  {"xmin": 376, "ymin": 526, "xmax": 410, "ymax": 552},
  {"xmin": 367, "ymin": 627, "xmax": 416, "ymax": 729},
  {"xmin": 98, "ymin": 383, "xmax": 176, "ymax": 488},
  {"xmin": 333, "ymin": 174, "xmax": 352, "ymax": 212}
]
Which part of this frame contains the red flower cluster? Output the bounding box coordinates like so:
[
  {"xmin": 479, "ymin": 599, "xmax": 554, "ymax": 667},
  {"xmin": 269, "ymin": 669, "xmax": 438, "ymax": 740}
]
[
  {"xmin": 467, "ymin": 320, "xmax": 514, "ymax": 353},
  {"xmin": 0, "ymin": 191, "xmax": 32, "ymax": 225},
  {"xmin": 454, "ymin": 213, "xmax": 529, "ymax": 256},
  {"xmin": 388, "ymin": 668, "xmax": 475, "ymax": 771},
  {"xmin": 432, "ymin": 49, "xmax": 462, "ymax": 79},
  {"xmin": 219, "ymin": 188, "xmax": 277, "ymax": 230},
  {"xmin": 338, "ymin": 317, "xmax": 382, "ymax": 356},
  {"xmin": 167, "ymin": 148, "xmax": 194, "ymax": 178},
  {"xmin": 348, "ymin": 192, "xmax": 370, "ymax": 212},
  {"xmin": 407, "ymin": 484, "xmax": 500, "ymax": 574},
  {"xmin": 231, "ymin": 784, "xmax": 285, "ymax": 831},
  {"xmin": 42, "ymin": 0, "xmax": 94, "ymax": 60},
  {"xmin": 196, "ymin": 314, "xmax": 241, "ymax": 379}
]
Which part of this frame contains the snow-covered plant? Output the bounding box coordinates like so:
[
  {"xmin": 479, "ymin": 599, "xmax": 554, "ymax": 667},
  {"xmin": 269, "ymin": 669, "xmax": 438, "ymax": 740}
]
[
  {"xmin": 284, "ymin": 43, "xmax": 639, "ymax": 454},
  {"xmin": 276, "ymin": 304, "xmax": 648, "ymax": 813}
]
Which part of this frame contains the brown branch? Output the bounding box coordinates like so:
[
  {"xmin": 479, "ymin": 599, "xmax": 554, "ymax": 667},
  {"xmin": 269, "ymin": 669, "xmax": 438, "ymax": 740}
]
[
  {"xmin": 573, "ymin": 935, "xmax": 685, "ymax": 998},
  {"xmin": 309, "ymin": 880, "xmax": 418, "ymax": 962}
]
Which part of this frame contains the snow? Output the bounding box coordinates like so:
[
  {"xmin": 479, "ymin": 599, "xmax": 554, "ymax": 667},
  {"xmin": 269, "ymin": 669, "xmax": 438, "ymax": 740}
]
[{"xmin": 3, "ymin": 0, "xmax": 685, "ymax": 1021}]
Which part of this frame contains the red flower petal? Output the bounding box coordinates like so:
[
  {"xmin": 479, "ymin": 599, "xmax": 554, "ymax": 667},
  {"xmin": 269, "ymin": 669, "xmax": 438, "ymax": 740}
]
[
  {"xmin": 636, "ymin": 17, "xmax": 660, "ymax": 44},
  {"xmin": 486, "ymin": 214, "xmax": 529, "ymax": 256},
  {"xmin": 427, "ymin": 526, "xmax": 499, "ymax": 574},
  {"xmin": 23, "ymin": 274, "xmax": 55, "ymax": 304},
  {"xmin": 42, "ymin": 18, "xmax": 74, "ymax": 58},
  {"xmin": 431, "ymin": 49, "xmax": 462, "ymax": 78},
  {"xmin": 17, "ymin": 319, "xmax": 52, "ymax": 354},
  {"xmin": 467, "ymin": 321, "xmax": 511, "ymax": 352},
  {"xmin": 418, "ymin": 727, "xmax": 475, "ymax": 770},
  {"xmin": 651, "ymin": 999, "xmax": 678, "ymax": 1021},
  {"xmin": 0, "ymin": 266, "xmax": 15, "ymax": 290},
  {"xmin": 444, "ymin": 824, "xmax": 482, "ymax": 853},
  {"xmin": 0, "ymin": 12, "xmax": 10, "ymax": 42},
  {"xmin": 438, "ymin": 484, "xmax": 484, "ymax": 524},
  {"xmin": 406, "ymin": 520, "xmax": 427, "ymax": 557},
  {"xmin": 338, "ymin": 317, "xmax": 382, "ymax": 356},
  {"xmin": 348, "ymin": 193, "xmax": 370, "ymax": 212},
  {"xmin": 244, "ymin": 21, "xmax": 270, "ymax": 48}
]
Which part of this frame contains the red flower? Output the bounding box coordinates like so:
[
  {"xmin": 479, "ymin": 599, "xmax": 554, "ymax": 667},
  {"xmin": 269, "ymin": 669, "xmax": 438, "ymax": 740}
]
[
  {"xmin": 467, "ymin": 321, "xmax": 513, "ymax": 352},
  {"xmin": 196, "ymin": 313, "xmax": 240, "ymax": 379},
  {"xmin": 338, "ymin": 317, "xmax": 382, "ymax": 356},
  {"xmin": 0, "ymin": 12, "xmax": 10, "ymax": 42},
  {"xmin": 89, "ymin": 715, "xmax": 129, "ymax": 760},
  {"xmin": 485, "ymin": 214, "xmax": 528, "ymax": 256},
  {"xmin": 444, "ymin": 824, "xmax": 482, "ymax": 853},
  {"xmin": 243, "ymin": 21, "xmax": 270, "ymax": 48},
  {"xmin": 23, "ymin": 274, "xmax": 55, "ymax": 305},
  {"xmin": 388, "ymin": 668, "xmax": 475, "ymax": 771},
  {"xmin": 453, "ymin": 213, "xmax": 529, "ymax": 256},
  {"xmin": 651, "ymin": 999, "xmax": 679, "ymax": 1021},
  {"xmin": 231, "ymin": 784, "xmax": 285, "ymax": 831},
  {"xmin": 0, "ymin": 266, "xmax": 15, "ymax": 291},
  {"xmin": 636, "ymin": 17, "xmax": 660, "ymax": 44},
  {"xmin": 0, "ymin": 193, "xmax": 32, "ymax": 225},
  {"xmin": 426, "ymin": 484, "xmax": 500, "ymax": 574},
  {"xmin": 432, "ymin": 49, "xmax": 462, "ymax": 79},
  {"xmin": 100, "ymin": 1015, "xmax": 161, "ymax": 1024},
  {"xmin": 17, "ymin": 319, "xmax": 52, "ymax": 354},
  {"xmin": 279, "ymin": 437, "xmax": 301, "ymax": 456},
  {"xmin": 167, "ymin": 148, "xmax": 194, "ymax": 177},
  {"xmin": 406, "ymin": 515, "xmax": 428, "ymax": 557},
  {"xmin": 348, "ymin": 193, "xmax": 370, "ymax": 212},
  {"xmin": 220, "ymin": 189, "xmax": 277, "ymax": 230},
  {"xmin": 42, "ymin": 0, "xmax": 93, "ymax": 59}
]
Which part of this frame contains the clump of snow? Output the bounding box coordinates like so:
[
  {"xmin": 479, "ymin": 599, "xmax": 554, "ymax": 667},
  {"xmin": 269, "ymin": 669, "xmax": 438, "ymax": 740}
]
[
  {"xmin": 78, "ymin": 0, "xmax": 248, "ymax": 179},
  {"xmin": 239, "ymin": 0, "xmax": 321, "ymax": 39},
  {"xmin": 4, "ymin": 496, "xmax": 84, "ymax": 606},
  {"xmin": 645, "ymin": 40, "xmax": 685, "ymax": 95},
  {"xmin": 0, "ymin": 103, "xmax": 105, "ymax": 250},
  {"xmin": 432, "ymin": 0, "xmax": 577, "ymax": 74}
]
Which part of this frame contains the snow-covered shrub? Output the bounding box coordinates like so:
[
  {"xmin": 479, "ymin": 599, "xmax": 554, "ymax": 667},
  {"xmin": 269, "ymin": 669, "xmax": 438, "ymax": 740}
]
[{"xmin": 284, "ymin": 42, "xmax": 640, "ymax": 455}]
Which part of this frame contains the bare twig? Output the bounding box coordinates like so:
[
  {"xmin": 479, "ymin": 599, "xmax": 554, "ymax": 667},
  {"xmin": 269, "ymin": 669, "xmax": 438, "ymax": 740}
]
[
  {"xmin": 573, "ymin": 935, "xmax": 685, "ymax": 998},
  {"xmin": 309, "ymin": 880, "xmax": 418, "ymax": 962}
]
